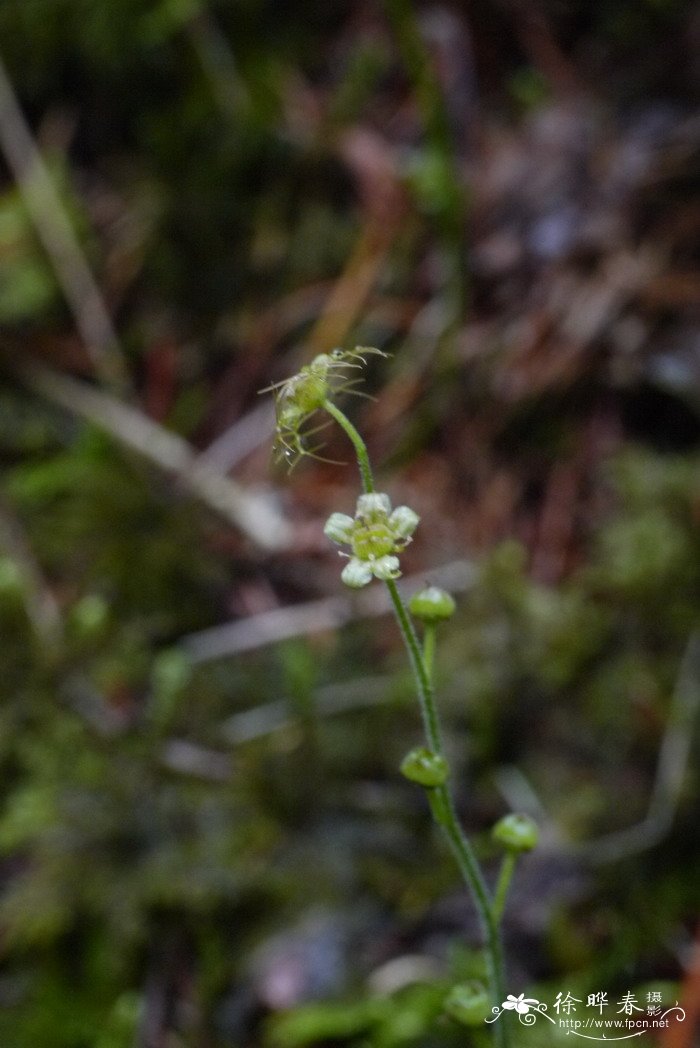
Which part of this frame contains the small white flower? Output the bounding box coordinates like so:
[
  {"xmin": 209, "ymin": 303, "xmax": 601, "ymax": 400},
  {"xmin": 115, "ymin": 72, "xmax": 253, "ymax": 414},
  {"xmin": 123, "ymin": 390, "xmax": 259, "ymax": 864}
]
[{"xmin": 325, "ymin": 491, "xmax": 419, "ymax": 588}]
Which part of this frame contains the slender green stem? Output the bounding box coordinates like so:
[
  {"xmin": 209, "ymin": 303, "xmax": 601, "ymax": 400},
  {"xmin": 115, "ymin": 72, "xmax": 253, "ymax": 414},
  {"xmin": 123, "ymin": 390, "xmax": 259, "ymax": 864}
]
[
  {"xmin": 423, "ymin": 623, "xmax": 436, "ymax": 682},
  {"xmin": 385, "ymin": 578, "xmax": 441, "ymax": 754},
  {"xmin": 435, "ymin": 788, "xmax": 508, "ymax": 1045},
  {"xmin": 386, "ymin": 579, "xmax": 507, "ymax": 1034},
  {"xmin": 492, "ymin": 852, "xmax": 518, "ymax": 924},
  {"xmin": 324, "ymin": 400, "xmax": 509, "ymax": 1045},
  {"xmin": 322, "ymin": 399, "xmax": 374, "ymax": 494}
]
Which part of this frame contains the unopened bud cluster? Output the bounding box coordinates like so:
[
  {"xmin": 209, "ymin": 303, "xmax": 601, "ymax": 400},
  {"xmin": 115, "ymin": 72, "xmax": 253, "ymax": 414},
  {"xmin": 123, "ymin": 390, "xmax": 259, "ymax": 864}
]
[{"xmin": 325, "ymin": 493, "xmax": 419, "ymax": 588}]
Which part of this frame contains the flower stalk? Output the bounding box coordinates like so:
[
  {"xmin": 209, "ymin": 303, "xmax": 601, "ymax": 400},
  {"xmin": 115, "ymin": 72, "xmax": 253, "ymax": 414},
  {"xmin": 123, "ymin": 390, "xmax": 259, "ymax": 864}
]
[
  {"xmin": 322, "ymin": 397, "xmax": 375, "ymax": 494},
  {"xmin": 326, "ymin": 396, "xmax": 509, "ymax": 1043}
]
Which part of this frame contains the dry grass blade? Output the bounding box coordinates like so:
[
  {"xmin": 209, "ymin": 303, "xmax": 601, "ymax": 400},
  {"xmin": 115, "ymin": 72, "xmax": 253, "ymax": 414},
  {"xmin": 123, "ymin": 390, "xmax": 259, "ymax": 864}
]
[
  {"xmin": 12, "ymin": 358, "xmax": 293, "ymax": 552},
  {"xmin": 180, "ymin": 559, "xmax": 477, "ymax": 662},
  {"xmin": 0, "ymin": 53, "xmax": 127, "ymax": 389}
]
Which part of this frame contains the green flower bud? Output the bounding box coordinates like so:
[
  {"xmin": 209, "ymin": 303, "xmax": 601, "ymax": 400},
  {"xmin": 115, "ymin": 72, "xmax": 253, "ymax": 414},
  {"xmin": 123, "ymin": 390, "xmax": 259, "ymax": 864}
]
[
  {"xmin": 492, "ymin": 813, "xmax": 539, "ymax": 853},
  {"xmin": 400, "ymin": 746, "xmax": 449, "ymax": 787},
  {"xmin": 444, "ymin": 982, "xmax": 491, "ymax": 1026},
  {"xmin": 263, "ymin": 347, "xmax": 387, "ymax": 470},
  {"xmin": 324, "ymin": 512, "xmax": 355, "ymax": 544},
  {"xmin": 341, "ymin": 558, "xmax": 373, "ymax": 588},
  {"xmin": 288, "ymin": 354, "xmax": 332, "ymax": 414},
  {"xmin": 409, "ymin": 586, "xmax": 456, "ymax": 623},
  {"xmin": 389, "ymin": 505, "xmax": 420, "ymax": 539}
]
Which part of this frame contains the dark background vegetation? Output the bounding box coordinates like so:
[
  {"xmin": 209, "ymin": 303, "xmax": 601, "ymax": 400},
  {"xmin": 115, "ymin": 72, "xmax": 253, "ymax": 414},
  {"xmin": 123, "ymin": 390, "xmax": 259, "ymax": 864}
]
[{"xmin": 0, "ymin": 1, "xmax": 699, "ymax": 1046}]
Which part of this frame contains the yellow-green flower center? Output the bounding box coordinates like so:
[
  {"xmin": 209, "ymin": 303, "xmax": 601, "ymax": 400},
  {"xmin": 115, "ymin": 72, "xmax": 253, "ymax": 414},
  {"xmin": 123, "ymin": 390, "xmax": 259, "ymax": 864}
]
[{"xmin": 351, "ymin": 521, "xmax": 396, "ymax": 560}]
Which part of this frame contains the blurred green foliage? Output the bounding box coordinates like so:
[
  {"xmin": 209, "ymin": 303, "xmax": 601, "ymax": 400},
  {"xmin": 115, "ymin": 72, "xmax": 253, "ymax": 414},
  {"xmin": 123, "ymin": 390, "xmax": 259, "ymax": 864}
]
[
  {"xmin": 0, "ymin": 188, "xmax": 57, "ymax": 322},
  {"xmin": 0, "ymin": 408, "xmax": 697, "ymax": 1045}
]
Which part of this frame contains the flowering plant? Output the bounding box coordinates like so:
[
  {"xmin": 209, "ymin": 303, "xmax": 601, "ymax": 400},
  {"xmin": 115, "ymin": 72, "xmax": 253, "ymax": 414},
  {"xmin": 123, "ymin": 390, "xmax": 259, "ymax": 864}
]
[{"xmin": 263, "ymin": 348, "xmax": 538, "ymax": 1048}]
